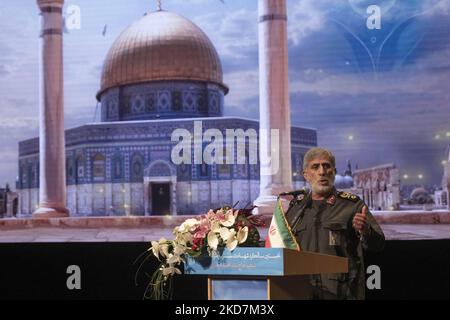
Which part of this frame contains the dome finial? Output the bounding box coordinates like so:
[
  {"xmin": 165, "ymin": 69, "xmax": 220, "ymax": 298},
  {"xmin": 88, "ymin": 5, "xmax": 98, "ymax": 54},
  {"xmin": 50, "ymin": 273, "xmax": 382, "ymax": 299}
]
[{"xmin": 157, "ymin": 0, "xmax": 162, "ymax": 11}]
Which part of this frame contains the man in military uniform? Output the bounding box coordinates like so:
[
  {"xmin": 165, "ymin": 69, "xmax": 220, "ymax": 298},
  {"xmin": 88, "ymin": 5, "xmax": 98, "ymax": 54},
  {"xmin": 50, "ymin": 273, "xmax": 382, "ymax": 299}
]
[{"xmin": 284, "ymin": 147, "xmax": 385, "ymax": 299}]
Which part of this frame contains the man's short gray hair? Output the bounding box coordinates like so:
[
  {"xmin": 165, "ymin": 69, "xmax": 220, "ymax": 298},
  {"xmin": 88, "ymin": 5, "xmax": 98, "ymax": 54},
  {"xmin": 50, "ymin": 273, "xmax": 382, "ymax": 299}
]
[{"xmin": 303, "ymin": 147, "xmax": 336, "ymax": 170}]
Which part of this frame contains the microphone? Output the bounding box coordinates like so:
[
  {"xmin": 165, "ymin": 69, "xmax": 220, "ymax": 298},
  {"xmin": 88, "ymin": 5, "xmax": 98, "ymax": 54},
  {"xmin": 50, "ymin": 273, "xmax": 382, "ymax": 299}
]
[{"xmin": 279, "ymin": 189, "xmax": 307, "ymax": 197}]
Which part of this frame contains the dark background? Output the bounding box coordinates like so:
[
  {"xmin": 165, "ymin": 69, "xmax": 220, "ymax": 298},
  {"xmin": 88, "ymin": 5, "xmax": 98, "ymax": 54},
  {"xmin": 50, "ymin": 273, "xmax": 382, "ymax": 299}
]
[{"xmin": 0, "ymin": 240, "xmax": 449, "ymax": 300}]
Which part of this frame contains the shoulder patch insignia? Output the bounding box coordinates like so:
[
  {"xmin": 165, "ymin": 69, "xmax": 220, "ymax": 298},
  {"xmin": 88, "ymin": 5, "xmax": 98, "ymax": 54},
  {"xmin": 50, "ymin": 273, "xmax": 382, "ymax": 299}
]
[{"xmin": 337, "ymin": 191, "xmax": 359, "ymax": 202}]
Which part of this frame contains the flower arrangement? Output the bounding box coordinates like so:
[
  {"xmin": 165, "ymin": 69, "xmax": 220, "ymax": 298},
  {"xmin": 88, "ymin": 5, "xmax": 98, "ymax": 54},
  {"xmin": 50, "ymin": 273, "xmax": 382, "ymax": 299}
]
[{"xmin": 144, "ymin": 205, "xmax": 265, "ymax": 300}]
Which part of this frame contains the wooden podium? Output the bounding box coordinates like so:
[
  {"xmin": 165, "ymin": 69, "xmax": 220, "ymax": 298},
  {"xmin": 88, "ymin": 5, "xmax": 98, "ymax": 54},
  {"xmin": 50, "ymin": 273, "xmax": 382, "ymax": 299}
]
[{"xmin": 184, "ymin": 248, "xmax": 348, "ymax": 300}]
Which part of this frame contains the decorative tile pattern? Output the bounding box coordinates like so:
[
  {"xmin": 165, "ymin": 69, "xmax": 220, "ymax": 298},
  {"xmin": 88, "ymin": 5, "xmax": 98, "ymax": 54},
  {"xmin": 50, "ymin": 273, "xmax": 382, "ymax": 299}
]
[
  {"xmin": 17, "ymin": 118, "xmax": 317, "ymax": 215},
  {"xmin": 131, "ymin": 94, "xmax": 145, "ymax": 114}
]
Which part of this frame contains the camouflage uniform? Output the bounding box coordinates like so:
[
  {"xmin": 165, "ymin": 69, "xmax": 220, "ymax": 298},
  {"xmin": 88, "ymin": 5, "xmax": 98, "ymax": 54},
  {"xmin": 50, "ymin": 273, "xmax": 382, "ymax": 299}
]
[{"xmin": 284, "ymin": 188, "xmax": 385, "ymax": 300}]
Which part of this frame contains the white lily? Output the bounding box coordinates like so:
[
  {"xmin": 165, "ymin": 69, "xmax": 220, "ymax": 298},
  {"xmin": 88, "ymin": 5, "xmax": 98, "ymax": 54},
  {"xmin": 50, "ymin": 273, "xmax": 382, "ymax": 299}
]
[
  {"xmin": 173, "ymin": 242, "xmax": 186, "ymax": 256},
  {"xmin": 167, "ymin": 253, "xmax": 183, "ymax": 265},
  {"xmin": 225, "ymin": 229, "xmax": 238, "ymax": 251},
  {"xmin": 174, "ymin": 235, "xmax": 185, "ymax": 246},
  {"xmin": 151, "ymin": 237, "xmax": 168, "ymax": 259},
  {"xmin": 162, "ymin": 266, "xmax": 182, "ymax": 277},
  {"xmin": 219, "ymin": 227, "xmax": 231, "ymax": 241},
  {"xmin": 207, "ymin": 231, "xmax": 219, "ymax": 250},
  {"xmin": 180, "ymin": 218, "xmax": 200, "ymax": 232},
  {"xmin": 176, "ymin": 231, "xmax": 193, "ymax": 245},
  {"xmin": 159, "ymin": 242, "xmax": 170, "ymax": 258},
  {"xmin": 211, "ymin": 220, "xmax": 221, "ymax": 233},
  {"xmin": 237, "ymin": 226, "xmax": 249, "ymax": 244},
  {"xmin": 220, "ymin": 209, "xmax": 236, "ymax": 227},
  {"xmin": 150, "ymin": 240, "xmax": 160, "ymax": 259}
]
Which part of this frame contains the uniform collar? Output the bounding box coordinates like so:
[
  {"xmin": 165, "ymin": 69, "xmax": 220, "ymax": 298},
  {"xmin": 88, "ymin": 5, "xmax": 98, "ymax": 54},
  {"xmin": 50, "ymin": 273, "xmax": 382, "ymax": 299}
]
[{"xmin": 309, "ymin": 189, "xmax": 336, "ymax": 206}]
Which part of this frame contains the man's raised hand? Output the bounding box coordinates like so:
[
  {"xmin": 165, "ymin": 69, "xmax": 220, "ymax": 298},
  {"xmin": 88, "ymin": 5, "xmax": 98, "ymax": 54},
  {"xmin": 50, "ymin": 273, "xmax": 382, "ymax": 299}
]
[{"xmin": 352, "ymin": 205, "xmax": 369, "ymax": 236}]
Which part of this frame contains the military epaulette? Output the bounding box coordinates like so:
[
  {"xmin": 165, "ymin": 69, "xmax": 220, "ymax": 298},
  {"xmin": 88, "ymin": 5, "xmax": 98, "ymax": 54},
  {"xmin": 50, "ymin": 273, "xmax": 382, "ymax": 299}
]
[{"xmin": 337, "ymin": 191, "xmax": 360, "ymax": 202}]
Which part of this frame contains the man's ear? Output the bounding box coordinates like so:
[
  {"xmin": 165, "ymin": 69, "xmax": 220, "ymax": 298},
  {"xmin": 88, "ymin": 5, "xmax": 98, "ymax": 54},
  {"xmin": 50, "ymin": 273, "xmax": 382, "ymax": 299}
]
[{"xmin": 303, "ymin": 170, "xmax": 308, "ymax": 181}]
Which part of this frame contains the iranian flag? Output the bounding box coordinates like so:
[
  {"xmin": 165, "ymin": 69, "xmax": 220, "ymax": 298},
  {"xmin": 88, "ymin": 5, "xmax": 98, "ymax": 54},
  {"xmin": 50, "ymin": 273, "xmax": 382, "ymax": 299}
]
[{"xmin": 265, "ymin": 198, "xmax": 301, "ymax": 251}]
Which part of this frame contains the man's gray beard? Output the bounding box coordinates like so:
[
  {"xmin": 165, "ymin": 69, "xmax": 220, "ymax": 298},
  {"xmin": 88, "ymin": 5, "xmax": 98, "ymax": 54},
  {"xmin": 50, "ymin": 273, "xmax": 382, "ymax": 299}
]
[{"xmin": 311, "ymin": 184, "xmax": 334, "ymax": 197}]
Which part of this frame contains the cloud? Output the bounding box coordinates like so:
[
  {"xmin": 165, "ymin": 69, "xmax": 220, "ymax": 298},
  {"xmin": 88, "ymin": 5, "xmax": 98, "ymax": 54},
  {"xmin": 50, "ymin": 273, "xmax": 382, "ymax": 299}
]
[
  {"xmin": 0, "ymin": 3, "xmax": 40, "ymax": 184},
  {"xmin": 0, "ymin": 4, "xmax": 39, "ymax": 81},
  {"xmin": 0, "ymin": 117, "xmax": 38, "ymax": 130},
  {"xmin": 286, "ymin": 14, "xmax": 450, "ymax": 184},
  {"xmin": 421, "ymin": 0, "xmax": 450, "ymax": 15},
  {"xmin": 290, "ymin": 68, "xmax": 450, "ymax": 97},
  {"xmin": 0, "ymin": 65, "xmax": 10, "ymax": 76},
  {"xmin": 0, "ymin": 150, "xmax": 20, "ymax": 187},
  {"xmin": 193, "ymin": 8, "xmax": 258, "ymax": 61},
  {"xmin": 223, "ymin": 69, "xmax": 259, "ymax": 113},
  {"xmin": 192, "ymin": 6, "xmax": 260, "ymax": 116},
  {"xmin": 287, "ymin": 0, "xmax": 329, "ymax": 46},
  {"xmin": 290, "ymin": 81, "xmax": 450, "ymax": 184}
]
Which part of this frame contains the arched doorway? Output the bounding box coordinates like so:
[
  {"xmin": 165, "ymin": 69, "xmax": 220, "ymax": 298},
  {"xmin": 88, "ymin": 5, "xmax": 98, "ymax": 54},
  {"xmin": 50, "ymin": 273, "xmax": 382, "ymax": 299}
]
[{"xmin": 144, "ymin": 160, "xmax": 177, "ymax": 216}]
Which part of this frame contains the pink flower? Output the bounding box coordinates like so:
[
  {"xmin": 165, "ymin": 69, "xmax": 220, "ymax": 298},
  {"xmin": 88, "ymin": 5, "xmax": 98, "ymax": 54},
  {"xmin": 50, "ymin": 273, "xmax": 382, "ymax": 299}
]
[
  {"xmin": 194, "ymin": 230, "xmax": 207, "ymax": 239},
  {"xmin": 193, "ymin": 220, "xmax": 210, "ymax": 239},
  {"xmin": 206, "ymin": 210, "xmax": 215, "ymax": 219}
]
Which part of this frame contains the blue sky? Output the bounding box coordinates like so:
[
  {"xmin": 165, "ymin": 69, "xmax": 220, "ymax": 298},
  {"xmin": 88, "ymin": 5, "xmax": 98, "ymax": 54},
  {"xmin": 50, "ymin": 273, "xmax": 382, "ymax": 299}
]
[{"xmin": 0, "ymin": 0, "xmax": 450, "ymax": 188}]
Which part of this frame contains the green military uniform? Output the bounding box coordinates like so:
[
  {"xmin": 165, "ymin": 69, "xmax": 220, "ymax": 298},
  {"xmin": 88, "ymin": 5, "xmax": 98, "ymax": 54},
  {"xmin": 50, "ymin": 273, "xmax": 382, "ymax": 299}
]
[{"xmin": 283, "ymin": 188, "xmax": 385, "ymax": 300}]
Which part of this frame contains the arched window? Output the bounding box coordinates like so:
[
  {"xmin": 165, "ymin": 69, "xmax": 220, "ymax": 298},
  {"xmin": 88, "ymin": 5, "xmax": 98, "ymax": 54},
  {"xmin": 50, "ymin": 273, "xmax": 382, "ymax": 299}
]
[
  {"xmin": 292, "ymin": 153, "xmax": 303, "ymax": 181},
  {"xmin": 93, "ymin": 153, "xmax": 106, "ymax": 182},
  {"xmin": 236, "ymin": 149, "xmax": 249, "ymax": 178},
  {"xmin": 218, "ymin": 145, "xmax": 231, "ymax": 178},
  {"xmin": 131, "ymin": 153, "xmax": 144, "ymax": 182},
  {"xmin": 177, "ymin": 163, "xmax": 191, "ymax": 180},
  {"xmin": 236, "ymin": 164, "xmax": 247, "ymax": 178},
  {"xmin": 76, "ymin": 155, "xmax": 84, "ymax": 184},
  {"xmin": 198, "ymin": 163, "xmax": 209, "ymax": 178},
  {"xmin": 20, "ymin": 165, "xmax": 27, "ymax": 188},
  {"xmin": 66, "ymin": 158, "xmax": 74, "ymax": 183},
  {"xmin": 28, "ymin": 163, "xmax": 35, "ymax": 188},
  {"xmin": 112, "ymin": 155, "xmax": 123, "ymax": 181}
]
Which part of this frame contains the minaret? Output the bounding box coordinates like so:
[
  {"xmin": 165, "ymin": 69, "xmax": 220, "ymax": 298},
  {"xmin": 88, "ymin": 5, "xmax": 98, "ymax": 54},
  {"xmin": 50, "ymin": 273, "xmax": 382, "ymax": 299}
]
[
  {"xmin": 345, "ymin": 160, "xmax": 352, "ymax": 176},
  {"xmin": 253, "ymin": 0, "xmax": 292, "ymax": 214},
  {"xmin": 33, "ymin": 0, "xmax": 69, "ymax": 218}
]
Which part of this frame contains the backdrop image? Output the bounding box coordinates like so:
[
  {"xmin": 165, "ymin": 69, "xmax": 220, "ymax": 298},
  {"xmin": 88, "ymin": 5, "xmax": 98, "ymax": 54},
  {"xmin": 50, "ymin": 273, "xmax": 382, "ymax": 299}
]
[{"xmin": 0, "ymin": 0, "xmax": 449, "ymax": 300}]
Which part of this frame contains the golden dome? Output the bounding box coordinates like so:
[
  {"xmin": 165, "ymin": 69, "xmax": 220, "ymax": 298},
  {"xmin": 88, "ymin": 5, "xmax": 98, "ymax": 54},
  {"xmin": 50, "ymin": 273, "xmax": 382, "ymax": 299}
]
[{"xmin": 97, "ymin": 10, "xmax": 228, "ymax": 100}]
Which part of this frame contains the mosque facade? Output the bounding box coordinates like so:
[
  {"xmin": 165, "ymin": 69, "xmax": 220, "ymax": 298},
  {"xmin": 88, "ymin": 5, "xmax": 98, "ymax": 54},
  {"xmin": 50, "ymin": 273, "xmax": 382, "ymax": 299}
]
[{"xmin": 17, "ymin": 10, "xmax": 317, "ymax": 216}]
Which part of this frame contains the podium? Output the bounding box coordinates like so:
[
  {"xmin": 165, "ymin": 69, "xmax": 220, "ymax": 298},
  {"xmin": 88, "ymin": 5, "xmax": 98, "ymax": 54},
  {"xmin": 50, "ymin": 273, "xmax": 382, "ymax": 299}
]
[{"xmin": 185, "ymin": 248, "xmax": 348, "ymax": 300}]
